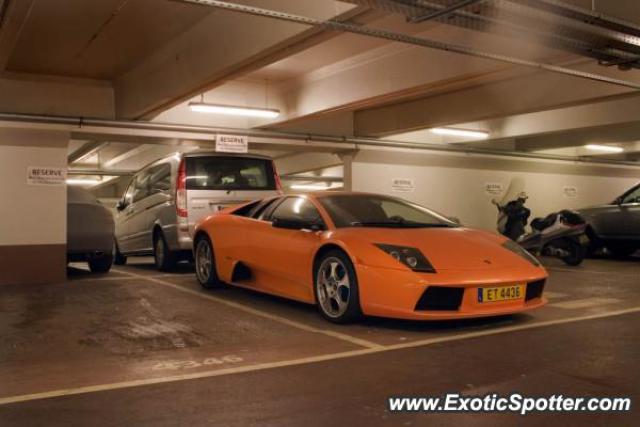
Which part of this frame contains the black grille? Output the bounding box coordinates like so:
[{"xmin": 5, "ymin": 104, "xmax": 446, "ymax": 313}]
[
  {"xmin": 415, "ymin": 286, "xmax": 464, "ymax": 311},
  {"xmin": 525, "ymin": 279, "xmax": 546, "ymax": 301}
]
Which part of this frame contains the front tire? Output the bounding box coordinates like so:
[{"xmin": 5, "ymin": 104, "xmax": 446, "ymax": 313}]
[
  {"xmin": 314, "ymin": 250, "xmax": 362, "ymax": 324},
  {"xmin": 194, "ymin": 236, "xmax": 223, "ymax": 289},
  {"xmin": 89, "ymin": 254, "xmax": 113, "ymax": 273},
  {"xmin": 153, "ymin": 231, "xmax": 177, "ymax": 271}
]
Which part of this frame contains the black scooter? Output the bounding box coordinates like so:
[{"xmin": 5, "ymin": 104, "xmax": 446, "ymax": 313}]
[{"xmin": 492, "ymin": 194, "xmax": 588, "ymax": 266}]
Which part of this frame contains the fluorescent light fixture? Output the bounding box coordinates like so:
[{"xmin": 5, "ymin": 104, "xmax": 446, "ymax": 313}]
[
  {"xmin": 430, "ymin": 127, "xmax": 489, "ymax": 139},
  {"xmin": 290, "ymin": 184, "xmax": 332, "ymax": 191},
  {"xmin": 67, "ymin": 178, "xmax": 101, "ymax": 186},
  {"xmin": 584, "ymin": 144, "xmax": 624, "ymax": 153},
  {"xmin": 188, "ymin": 102, "xmax": 280, "ymax": 118}
]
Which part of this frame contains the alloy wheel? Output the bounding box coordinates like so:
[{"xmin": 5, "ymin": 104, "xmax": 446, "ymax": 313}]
[
  {"xmin": 195, "ymin": 239, "xmax": 212, "ymax": 283},
  {"xmin": 316, "ymin": 257, "xmax": 351, "ymax": 318}
]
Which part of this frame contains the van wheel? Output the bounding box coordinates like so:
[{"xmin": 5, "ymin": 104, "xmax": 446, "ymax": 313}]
[
  {"xmin": 153, "ymin": 230, "xmax": 177, "ymax": 271},
  {"xmin": 89, "ymin": 255, "xmax": 113, "ymax": 273},
  {"xmin": 194, "ymin": 235, "xmax": 223, "ymax": 289},
  {"xmin": 114, "ymin": 241, "xmax": 127, "ymax": 265}
]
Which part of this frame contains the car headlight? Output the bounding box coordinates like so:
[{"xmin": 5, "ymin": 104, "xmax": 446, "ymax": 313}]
[
  {"xmin": 374, "ymin": 244, "xmax": 436, "ymax": 273},
  {"xmin": 502, "ymin": 239, "xmax": 541, "ymax": 266}
]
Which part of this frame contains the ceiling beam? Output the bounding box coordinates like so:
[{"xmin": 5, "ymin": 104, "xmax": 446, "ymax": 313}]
[
  {"xmin": 354, "ymin": 60, "xmax": 638, "ymax": 137},
  {"xmin": 68, "ymin": 141, "xmax": 109, "ymax": 164}
]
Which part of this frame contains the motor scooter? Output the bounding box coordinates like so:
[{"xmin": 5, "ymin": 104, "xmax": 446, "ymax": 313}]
[{"xmin": 492, "ymin": 193, "xmax": 588, "ymax": 266}]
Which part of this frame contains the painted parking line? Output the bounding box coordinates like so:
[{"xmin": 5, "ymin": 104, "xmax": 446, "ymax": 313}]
[
  {"xmin": 543, "ymin": 291, "xmax": 569, "ymax": 299},
  {"xmin": 114, "ymin": 269, "xmax": 384, "ymax": 351},
  {"xmin": 550, "ymin": 297, "xmax": 622, "ymax": 309},
  {"xmin": 548, "ymin": 266, "xmax": 639, "ymax": 277},
  {"xmin": 68, "ymin": 274, "xmax": 172, "ymax": 282},
  {"xmin": 1, "ymin": 306, "xmax": 638, "ymax": 406}
]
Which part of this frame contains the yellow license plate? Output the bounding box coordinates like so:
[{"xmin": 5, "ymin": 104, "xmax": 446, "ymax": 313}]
[{"xmin": 478, "ymin": 285, "xmax": 524, "ymax": 303}]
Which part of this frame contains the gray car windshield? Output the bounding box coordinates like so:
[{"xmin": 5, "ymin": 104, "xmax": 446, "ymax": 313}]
[{"xmin": 318, "ymin": 195, "xmax": 456, "ymax": 228}]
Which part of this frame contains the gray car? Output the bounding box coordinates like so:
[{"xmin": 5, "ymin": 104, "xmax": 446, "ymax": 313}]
[
  {"xmin": 67, "ymin": 186, "xmax": 115, "ymax": 273},
  {"xmin": 114, "ymin": 151, "xmax": 281, "ymax": 270},
  {"xmin": 579, "ymin": 183, "xmax": 640, "ymax": 257}
]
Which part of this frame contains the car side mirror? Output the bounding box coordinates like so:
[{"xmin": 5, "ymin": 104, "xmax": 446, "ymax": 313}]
[
  {"xmin": 613, "ymin": 197, "xmax": 623, "ymax": 206},
  {"xmin": 116, "ymin": 200, "xmax": 126, "ymax": 211}
]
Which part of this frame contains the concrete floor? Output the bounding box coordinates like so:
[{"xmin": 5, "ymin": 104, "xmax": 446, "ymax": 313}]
[{"xmin": 0, "ymin": 255, "xmax": 638, "ymax": 426}]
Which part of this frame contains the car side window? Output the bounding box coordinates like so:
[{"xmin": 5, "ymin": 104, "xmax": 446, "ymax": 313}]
[
  {"xmin": 270, "ymin": 197, "xmax": 323, "ymax": 223},
  {"xmin": 148, "ymin": 163, "xmax": 171, "ymax": 194},
  {"xmin": 131, "ymin": 170, "xmax": 151, "ymax": 203},
  {"xmin": 621, "ymin": 186, "xmax": 640, "ymax": 204},
  {"xmin": 251, "ymin": 198, "xmax": 281, "ymax": 220}
]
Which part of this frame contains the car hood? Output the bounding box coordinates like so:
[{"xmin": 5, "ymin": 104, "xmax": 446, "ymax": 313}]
[{"xmin": 335, "ymin": 227, "xmax": 533, "ymax": 271}]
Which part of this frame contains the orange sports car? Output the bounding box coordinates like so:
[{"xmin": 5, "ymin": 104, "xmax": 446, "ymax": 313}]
[{"xmin": 192, "ymin": 192, "xmax": 548, "ymax": 323}]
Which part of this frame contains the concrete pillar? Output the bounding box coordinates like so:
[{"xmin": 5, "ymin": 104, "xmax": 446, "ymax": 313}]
[
  {"xmin": 338, "ymin": 151, "xmax": 358, "ymax": 192},
  {"xmin": 0, "ymin": 128, "xmax": 69, "ymax": 285}
]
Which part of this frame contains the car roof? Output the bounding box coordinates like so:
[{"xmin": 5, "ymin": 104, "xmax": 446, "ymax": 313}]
[{"xmin": 296, "ymin": 191, "xmax": 383, "ymax": 199}]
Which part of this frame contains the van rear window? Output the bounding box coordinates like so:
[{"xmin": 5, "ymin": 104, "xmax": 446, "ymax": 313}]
[{"xmin": 185, "ymin": 156, "xmax": 276, "ymax": 191}]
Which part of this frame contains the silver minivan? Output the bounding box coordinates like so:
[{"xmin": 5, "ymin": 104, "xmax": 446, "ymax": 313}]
[{"xmin": 114, "ymin": 152, "xmax": 282, "ymax": 270}]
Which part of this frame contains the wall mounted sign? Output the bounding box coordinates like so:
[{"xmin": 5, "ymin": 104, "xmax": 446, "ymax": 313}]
[
  {"xmin": 563, "ymin": 186, "xmax": 578, "ymax": 198},
  {"xmin": 484, "ymin": 182, "xmax": 505, "ymax": 196},
  {"xmin": 391, "ymin": 178, "xmax": 415, "ymax": 192},
  {"xmin": 27, "ymin": 166, "xmax": 66, "ymax": 186},
  {"xmin": 216, "ymin": 134, "xmax": 248, "ymax": 153}
]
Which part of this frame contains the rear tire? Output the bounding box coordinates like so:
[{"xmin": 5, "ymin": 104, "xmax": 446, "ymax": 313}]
[
  {"xmin": 153, "ymin": 230, "xmax": 177, "ymax": 271},
  {"xmin": 314, "ymin": 250, "xmax": 362, "ymax": 324},
  {"xmin": 194, "ymin": 235, "xmax": 223, "ymax": 289},
  {"xmin": 89, "ymin": 255, "xmax": 113, "ymax": 273},
  {"xmin": 113, "ymin": 241, "xmax": 127, "ymax": 265}
]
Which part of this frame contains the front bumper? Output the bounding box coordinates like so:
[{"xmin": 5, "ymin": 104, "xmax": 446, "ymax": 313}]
[{"xmin": 355, "ymin": 264, "xmax": 548, "ymax": 320}]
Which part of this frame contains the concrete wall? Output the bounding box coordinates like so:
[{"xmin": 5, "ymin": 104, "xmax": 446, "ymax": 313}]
[
  {"xmin": 0, "ymin": 128, "xmax": 69, "ymax": 285},
  {"xmin": 352, "ymin": 148, "xmax": 640, "ymax": 231}
]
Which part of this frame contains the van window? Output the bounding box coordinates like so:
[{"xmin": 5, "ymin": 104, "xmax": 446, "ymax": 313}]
[
  {"xmin": 148, "ymin": 163, "xmax": 171, "ymax": 194},
  {"xmin": 131, "ymin": 171, "xmax": 151, "ymax": 203},
  {"xmin": 185, "ymin": 157, "xmax": 275, "ymax": 191}
]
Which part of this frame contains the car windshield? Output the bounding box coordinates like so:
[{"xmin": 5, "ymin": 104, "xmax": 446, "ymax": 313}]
[{"xmin": 318, "ymin": 194, "xmax": 457, "ymax": 228}]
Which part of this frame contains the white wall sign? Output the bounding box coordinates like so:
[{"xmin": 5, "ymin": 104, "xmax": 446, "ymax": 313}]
[
  {"xmin": 484, "ymin": 182, "xmax": 504, "ymax": 196},
  {"xmin": 27, "ymin": 166, "xmax": 66, "ymax": 186},
  {"xmin": 563, "ymin": 186, "xmax": 578, "ymax": 198},
  {"xmin": 391, "ymin": 178, "xmax": 415, "ymax": 192},
  {"xmin": 216, "ymin": 134, "xmax": 248, "ymax": 153}
]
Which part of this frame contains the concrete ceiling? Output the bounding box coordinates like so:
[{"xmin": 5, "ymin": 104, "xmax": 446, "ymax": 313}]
[
  {"xmin": 2, "ymin": 0, "xmax": 640, "ymax": 174},
  {"xmin": 6, "ymin": 0, "xmax": 210, "ymax": 79}
]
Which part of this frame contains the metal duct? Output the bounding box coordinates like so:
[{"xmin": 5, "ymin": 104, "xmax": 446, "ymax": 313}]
[
  {"xmin": 351, "ymin": 0, "xmax": 640, "ymax": 69},
  {"xmin": 176, "ymin": 0, "xmax": 640, "ymax": 89}
]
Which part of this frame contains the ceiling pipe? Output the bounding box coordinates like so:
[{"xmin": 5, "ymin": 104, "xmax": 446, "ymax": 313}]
[
  {"xmin": 66, "ymin": 168, "xmax": 343, "ymax": 183},
  {"xmin": 175, "ymin": 0, "xmax": 640, "ymax": 90},
  {"xmin": 1, "ymin": 112, "xmax": 639, "ymax": 168},
  {"xmin": 408, "ymin": 0, "xmax": 483, "ymax": 23}
]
